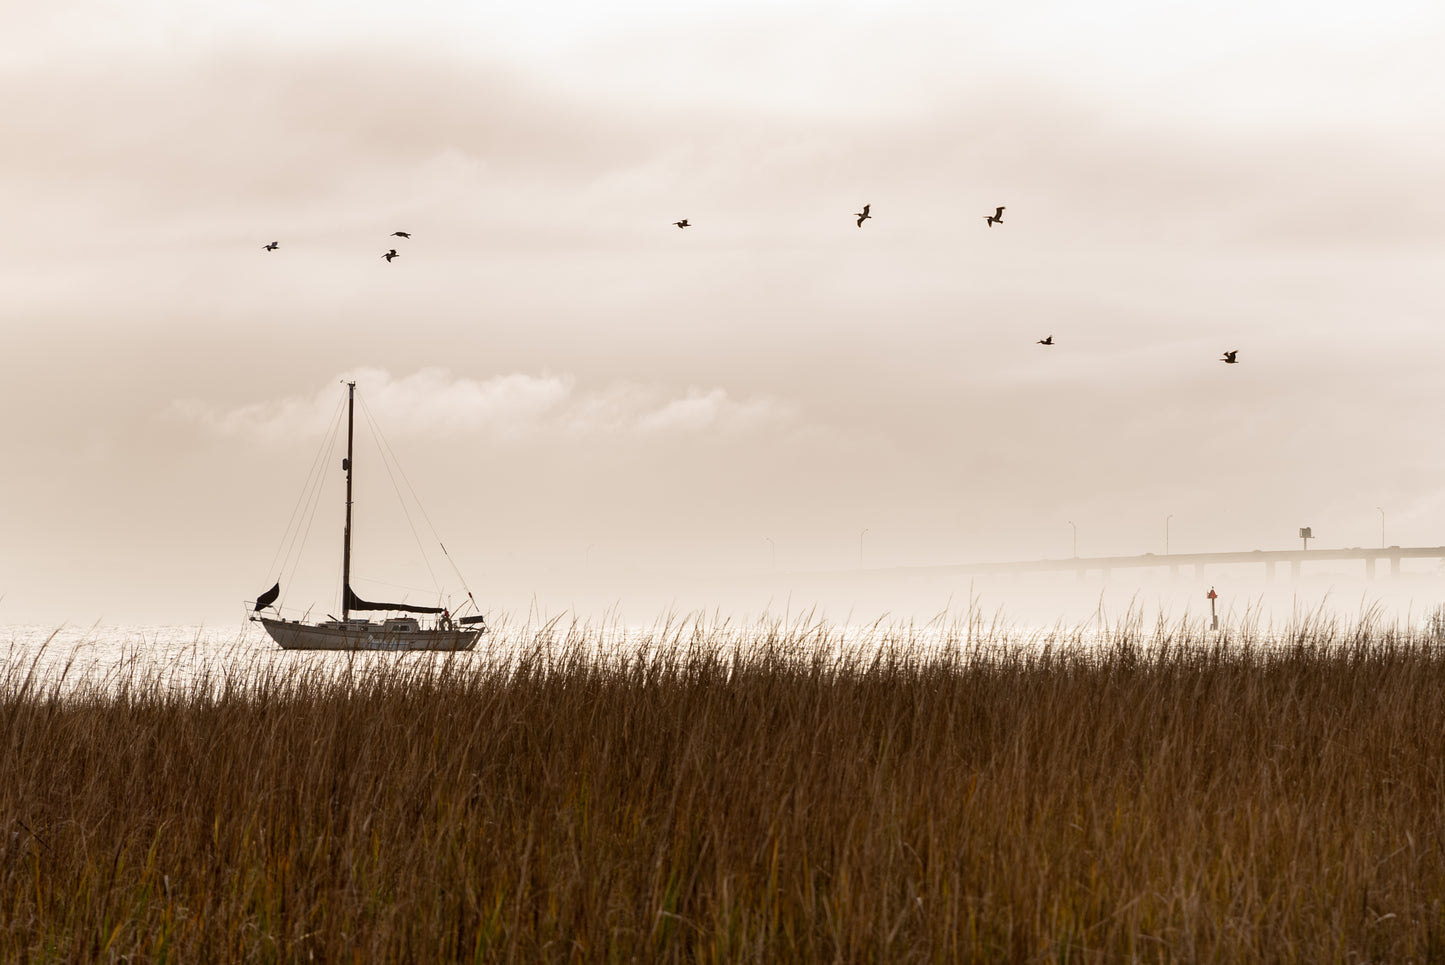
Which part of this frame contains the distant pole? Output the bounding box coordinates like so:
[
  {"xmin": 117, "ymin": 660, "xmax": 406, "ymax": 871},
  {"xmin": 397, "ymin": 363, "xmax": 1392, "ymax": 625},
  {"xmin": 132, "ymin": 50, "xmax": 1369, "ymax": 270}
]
[
  {"xmin": 859, "ymin": 528, "xmax": 869, "ymax": 569},
  {"xmin": 1208, "ymin": 586, "xmax": 1218, "ymax": 630},
  {"xmin": 1166, "ymin": 514, "xmax": 1173, "ymax": 555},
  {"xmin": 586, "ymin": 544, "xmax": 594, "ymax": 566},
  {"xmin": 1299, "ymin": 527, "xmax": 1312, "ymax": 551},
  {"xmin": 1067, "ymin": 520, "xmax": 1077, "ymax": 558},
  {"xmin": 765, "ymin": 537, "xmax": 775, "ymax": 571},
  {"xmin": 1377, "ymin": 507, "xmax": 1385, "ymax": 548}
]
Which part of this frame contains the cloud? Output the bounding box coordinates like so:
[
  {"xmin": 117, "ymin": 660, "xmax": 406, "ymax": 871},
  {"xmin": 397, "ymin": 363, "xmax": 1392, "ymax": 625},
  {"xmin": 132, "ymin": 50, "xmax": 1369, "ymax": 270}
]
[
  {"xmin": 634, "ymin": 388, "xmax": 785, "ymax": 434},
  {"xmin": 6, "ymin": 32, "xmax": 1445, "ymax": 277},
  {"xmin": 167, "ymin": 367, "xmax": 796, "ymax": 441}
]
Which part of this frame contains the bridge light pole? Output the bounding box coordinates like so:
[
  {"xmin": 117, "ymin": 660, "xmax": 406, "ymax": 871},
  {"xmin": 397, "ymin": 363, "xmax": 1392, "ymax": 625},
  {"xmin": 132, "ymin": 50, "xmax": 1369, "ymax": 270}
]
[
  {"xmin": 1377, "ymin": 507, "xmax": 1385, "ymax": 548},
  {"xmin": 765, "ymin": 537, "xmax": 775, "ymax": 571},
  {"xmin": 1067, "ymin": 520, "xmax": 1077, "ymax": 558},
  {"xmin": 859, "ymin": 528, "xmax": 869, "ymax": 569},
  {"xmin": 1166, "ymin": 514, "xmax": 1173, "ymax": 555}
]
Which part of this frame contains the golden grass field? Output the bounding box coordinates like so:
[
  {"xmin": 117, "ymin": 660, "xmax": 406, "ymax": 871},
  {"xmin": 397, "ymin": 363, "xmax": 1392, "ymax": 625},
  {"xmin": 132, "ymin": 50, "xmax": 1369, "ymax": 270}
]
[{"xmin": 4, "ymin": 612, "xmax": 1445, "ymax": 962}]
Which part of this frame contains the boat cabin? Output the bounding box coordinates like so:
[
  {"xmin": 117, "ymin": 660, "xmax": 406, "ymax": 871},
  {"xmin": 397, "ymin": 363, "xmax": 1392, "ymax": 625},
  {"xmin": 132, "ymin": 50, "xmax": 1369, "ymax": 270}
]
[
  {"xmin": 312, "ymin": 617, "xmax": 423, "ymax": 633},
  {"xmin": 321, "ymin": 618, "xmax": 374, "ymax": 630}
]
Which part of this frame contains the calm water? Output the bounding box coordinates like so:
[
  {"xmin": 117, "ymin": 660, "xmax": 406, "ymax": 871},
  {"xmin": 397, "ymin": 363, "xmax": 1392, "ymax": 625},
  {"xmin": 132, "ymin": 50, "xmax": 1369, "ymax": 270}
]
[
  {"xmin": 0, "ymin": 617, "xmax": 1050, "ymax": 695},
  {"xmin": 5, "ymin": 609, "xmax": 1426, "ymax": 697},
  {"xmin": 3, "ymin": 623, "xmax": 280, "ymax": 694}
]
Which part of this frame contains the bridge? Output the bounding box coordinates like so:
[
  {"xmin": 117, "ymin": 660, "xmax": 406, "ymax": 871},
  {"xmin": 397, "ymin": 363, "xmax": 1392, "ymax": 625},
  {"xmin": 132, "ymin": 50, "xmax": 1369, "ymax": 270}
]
[{"xmin": 891, "ymin": 546, "xmax": 1445, "ymax": 581}]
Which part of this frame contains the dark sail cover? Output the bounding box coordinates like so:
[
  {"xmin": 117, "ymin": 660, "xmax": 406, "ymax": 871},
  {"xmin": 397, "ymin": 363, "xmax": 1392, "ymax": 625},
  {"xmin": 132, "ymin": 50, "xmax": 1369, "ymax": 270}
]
[
  {"xmin": 254, "ymin": 582, "xmax": 281, "ymax": 611},
  {"xmin": 344, "ymin": 583, "xmax": 445, "ymax": 614}
]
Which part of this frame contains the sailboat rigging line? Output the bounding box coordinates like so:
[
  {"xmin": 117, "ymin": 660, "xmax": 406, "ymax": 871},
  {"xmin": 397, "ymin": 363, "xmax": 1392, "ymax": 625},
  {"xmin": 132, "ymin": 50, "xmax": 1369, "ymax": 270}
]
[
  {"xmin": 285, "ymin": 402, "xmax": 345, "ymax": 577},
  {"xmin": 280, "ymin": 400, "xmax": 348, "ymax": 616},
  {"xmin": 356, "ymin": 395, "xmax": 442, "ymax": 596},
  {"xmin": 263, "ymin": 394, "xmax": 347, "ymax": 615},
  {"xmin": 357, "ymin": 392, "xmax": 478, "ymax": 601},
  {"xmin": 361, "ymin": 405, "xmax": 438, "ymax": 596},
  {"xmin": 263, "ymin": 393, "xmax": 346, "ymax": 585}
]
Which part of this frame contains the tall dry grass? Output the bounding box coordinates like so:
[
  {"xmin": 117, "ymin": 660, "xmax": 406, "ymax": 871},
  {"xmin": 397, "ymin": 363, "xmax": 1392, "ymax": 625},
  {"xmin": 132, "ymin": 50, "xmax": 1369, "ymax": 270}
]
[{"xmin": 3, "ymin": 612, "xmax": 1445, "ymax": 962}]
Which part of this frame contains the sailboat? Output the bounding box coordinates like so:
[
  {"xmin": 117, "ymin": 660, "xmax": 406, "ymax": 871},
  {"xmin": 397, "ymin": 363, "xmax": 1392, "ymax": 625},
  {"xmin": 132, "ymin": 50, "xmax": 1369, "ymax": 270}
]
[{"xmin": 249, "ymin": 381, "xmax": 485, "ymax": 651}]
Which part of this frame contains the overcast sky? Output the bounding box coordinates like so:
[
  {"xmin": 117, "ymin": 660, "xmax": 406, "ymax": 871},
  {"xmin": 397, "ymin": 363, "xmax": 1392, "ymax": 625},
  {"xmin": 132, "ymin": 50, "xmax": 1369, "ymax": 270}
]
[{"xmin": 3, "ymin": 0, "xmax": 1444, "ymax": 625}]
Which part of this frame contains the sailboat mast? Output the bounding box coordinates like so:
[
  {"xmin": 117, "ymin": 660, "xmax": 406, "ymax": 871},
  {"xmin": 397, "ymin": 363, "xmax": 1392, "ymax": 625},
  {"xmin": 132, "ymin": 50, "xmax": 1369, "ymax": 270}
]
[{"xmin": 341, "ymin": 381, "xmax": 356, "ymax": 621}]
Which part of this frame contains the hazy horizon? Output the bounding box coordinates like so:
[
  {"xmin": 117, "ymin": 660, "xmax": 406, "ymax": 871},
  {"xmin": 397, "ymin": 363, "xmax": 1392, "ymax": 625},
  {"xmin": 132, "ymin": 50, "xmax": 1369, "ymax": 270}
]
[{"xmin": 4, "ymin": 0, "xmax": 1444, "ymax": 626}]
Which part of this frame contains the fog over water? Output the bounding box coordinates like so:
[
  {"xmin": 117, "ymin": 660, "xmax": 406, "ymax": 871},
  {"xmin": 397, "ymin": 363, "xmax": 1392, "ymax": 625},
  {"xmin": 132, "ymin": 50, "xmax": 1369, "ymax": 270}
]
[{"xmin": 3, "ymin": 0, "xmax": 1444, "ymax": 627}]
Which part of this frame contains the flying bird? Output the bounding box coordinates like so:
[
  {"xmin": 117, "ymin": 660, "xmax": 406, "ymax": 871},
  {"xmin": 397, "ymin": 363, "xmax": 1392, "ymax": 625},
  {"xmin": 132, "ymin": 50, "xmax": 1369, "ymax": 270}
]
[
  {"xmin": 1037, "ymin": 336, "xmax": 1053, "ymax": 345},
  {"xmin": 1220, "ymin": 350, "xmax": 1239, "ymax": 364},
  {"xmin": 984, "ymin": 206, "xmax": 1005, "ymax": 227},
  {"xmin": 391, "ymin": 231, "xmax": 411, "ymax": 238},
  {"xmin": 673, "ymin": 219, "xmax": 690, "ymax": 228},
  {"xmin": 382, "ymin": 249, "xmax": 399, "ymax": 263},
  {"xmin": 855, "ymin": 204, "xmax": 871, "ymax": 227},
  {"xmin": 263, "ymin": 241, "xmax": 279, "ymax": 251}
]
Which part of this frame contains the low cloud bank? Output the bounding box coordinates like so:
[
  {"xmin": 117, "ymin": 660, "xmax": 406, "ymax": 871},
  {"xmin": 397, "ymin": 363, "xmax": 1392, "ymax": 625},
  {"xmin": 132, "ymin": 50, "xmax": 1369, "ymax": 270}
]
[{"xmin": 168, "ymin": 367, "xmax": 796, "ymax": 441}]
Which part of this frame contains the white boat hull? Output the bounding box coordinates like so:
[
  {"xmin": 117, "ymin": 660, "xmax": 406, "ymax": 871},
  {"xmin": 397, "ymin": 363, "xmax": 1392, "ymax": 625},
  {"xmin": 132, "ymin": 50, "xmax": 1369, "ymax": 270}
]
[{"xmin": 258, "ymin": 617, "xmax": 481, "ymax": 652}]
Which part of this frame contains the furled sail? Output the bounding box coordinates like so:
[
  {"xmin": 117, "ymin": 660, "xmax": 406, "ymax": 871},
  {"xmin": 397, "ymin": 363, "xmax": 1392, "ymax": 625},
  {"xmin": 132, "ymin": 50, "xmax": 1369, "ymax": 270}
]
[
  {"xmin": 343, "ymin": 583, "xmax": 445, "ymax": 614},
  {"xmin": 254, "ymin": 582, "xmax": 280, "ymax": 611}
]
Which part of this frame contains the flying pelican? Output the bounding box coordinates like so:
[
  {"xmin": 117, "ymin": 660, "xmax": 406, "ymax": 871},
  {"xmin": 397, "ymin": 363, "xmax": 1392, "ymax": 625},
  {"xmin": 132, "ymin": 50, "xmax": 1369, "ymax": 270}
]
[
  {"xmin": 263, "ymin": 241, "xmax": 279, "ymax": 251},
  {"xmin": 984, "ymin": 206, "xmax": 1005, "ymax": 227},
  {"xmin": 382, "ymin": 249, "xmax": 399, "ymax": 263},
  {"xmin": 1220, "ymin": 350, "xmax": 1239, "ymax": 364},
  {"xmin": 391, "ymin": 231, "xmax": 411, "ymax": 239},
  {"xmin": 855, "ymin": 204, "xmax": 871, "ymax": 227},
  {"xmin": 1037, "ymin": 336, "xmax": 1053, "ymax": 345},
  {"xmin": 673, "ymin": 219, "xmax": 690, "ymax": 228}
]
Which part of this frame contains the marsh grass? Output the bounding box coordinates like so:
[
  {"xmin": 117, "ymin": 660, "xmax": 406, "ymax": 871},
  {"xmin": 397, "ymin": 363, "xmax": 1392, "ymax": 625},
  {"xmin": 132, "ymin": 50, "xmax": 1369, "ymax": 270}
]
[{"xmin": 4, "ymin": 611, "xmax": 1445, "ymax": 962}]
